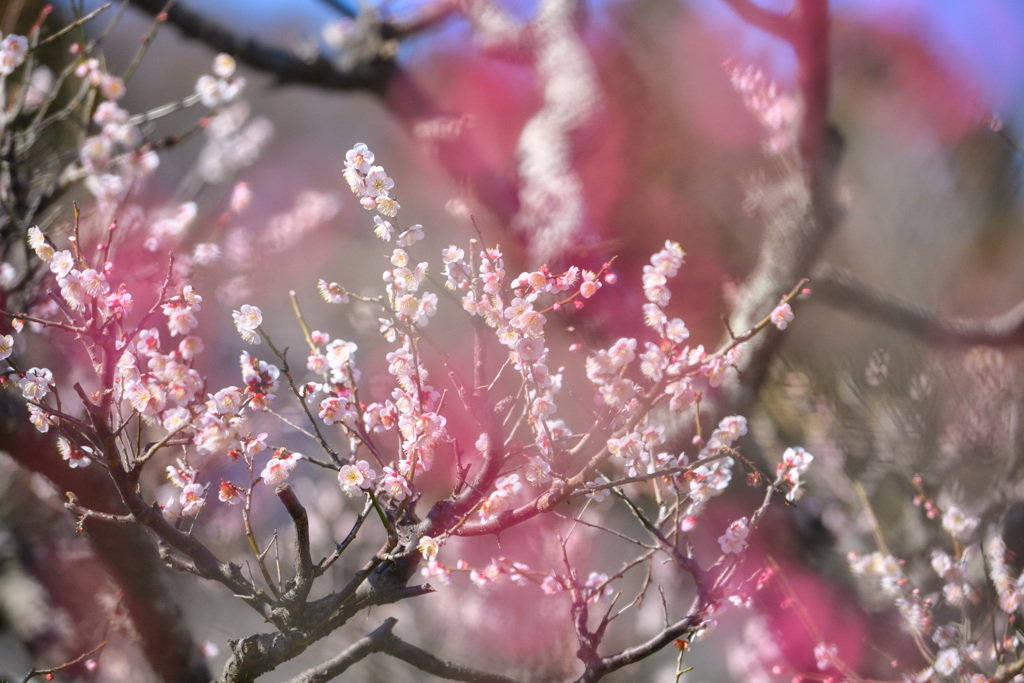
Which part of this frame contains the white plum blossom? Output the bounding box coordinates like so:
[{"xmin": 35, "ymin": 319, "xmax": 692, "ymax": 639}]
[
  {"xmin": 718, "ymin": 517, "xmax": 749, "ymax": 554},
  {"xmin": 941, "ymin": 505, "xmax": 979, "ymax": 541},
  {"xmin": 0, "ymin": 34, "xmax": 28, "ymax": 74},
  {"xmin": 180, "ymin": 483, "xmax": 207, "ymax": 517},
  {"xmin": 418, "ymin": 535, "xmax": 440, "ymax": 561},
  {"xmin": 318, "ymin": 280, "xmax": 348, "ymax": 304},
  {"xmin": 57, "ymin": 437, "xmax": 92, "ymax": 468},
  {"xmin": 18, "ymin": 367, "xmax": 53, "ymax": 400},
  {"xmin": 770, "ymin": 302, "xmax": 794, "ymax": 330},
  {"xmin": 260, "ymin": 450, "xmax": 302, "ymax": 486},
  {"xmin": 338, "ymin": 460, "xmax": 376, "ymax": 494},
  {"xmin": 232, "ymin": 304, "xmax": 262, "ymax": 344},
  {"xmin": 381, "ymin": 466, "xmax": 411, "ymax": 501},
  {"xmin": 813, "ymin": 642, "xmax": 839, "ymax": 671},
  {"xmin": 932, "ymin": 647, "xmax": 961, "ymax": 677}
]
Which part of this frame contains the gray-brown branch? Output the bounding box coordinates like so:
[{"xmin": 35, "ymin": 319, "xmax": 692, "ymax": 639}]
[
  {"xmin": 813, "ymin": 265, "xmax": 1024, "ymax": 346},
  {"xmin": 289, "ymin": 617, "xmax": 521, "ymax": 683}
]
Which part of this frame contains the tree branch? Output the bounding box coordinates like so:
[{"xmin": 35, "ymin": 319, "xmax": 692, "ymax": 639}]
[
  {"xmin": 577, "ymin": 605, "xmax": 702, "ymax": 683},
  {"xmin": 813, "ymin": 265, "xmax": 1024, "ymax": 346},
  {"xmin": 277, "ymin": 484, "xmax": 315, "ymax": 606},
  {"xmin": 290, "ymin": 617, "xmax": 521, "ymax": 683},
  {"xmin": 720, "ymin": 0, "xmax": 795, "ymax": 42},
  {"xmin": 126, "ymin": 0, "xmax": 400, "ymax": 94}
]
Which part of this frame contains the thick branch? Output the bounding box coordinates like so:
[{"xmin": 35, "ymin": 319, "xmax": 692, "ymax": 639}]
[
  {"xmin": 813, "ymin": 265, "xmax": 1024, "ymax": 346},
  {"xmin": 126, "ymin": 0, "xmax": 400, "ymax": 94},
  {"xmin": 377, "ymin": 623, "xmax": 521, "ymax": 683},
  {"xmin": 720, "ymin": 0, "xmax": 795, "ymax": 42},
  {"xmin": 288, "ymin": 619, "xmax": 398, "ymax": 683},
  {"xmin": 290, "ymin": 617, "xmax": 520, "ymax": 683},
  {"xmin": 277, "ymin": 484, "xmax": 315, "ymax": 605},
  {"xmin": 222, "ymin": 556, "xmax": 433, "ymax": 682}
]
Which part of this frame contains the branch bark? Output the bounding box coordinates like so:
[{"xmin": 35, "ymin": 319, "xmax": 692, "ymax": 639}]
[
  {"xmin": 720, "ymin": 0, "xmax": 795, "ymax": 41},
  {"xmin": 290, "ymin": 617, "xmax": 522, "ymax": 683},
  {"xmin": 125, "ymin": 0, "xmax": 400, "ymax": 94},
  {"xmin": 813, "ymin": 265, "xmax": 1024, "ymax": 346}
]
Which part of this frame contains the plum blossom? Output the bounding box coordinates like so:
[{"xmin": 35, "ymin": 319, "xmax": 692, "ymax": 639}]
[
  {"xmin": 364, "ymin": 166, "xmax": 394, "ymax": 197},
  {"xmin": 777, "ymin": 446, "xmax": 814, "ymax": 502},
  {"xmin": 481, "ymin": 483, "xmax": 516, "ymax": 519},
  {"xmin": 381, "ymin": 466, "xmax": 412, "ymax": 501},
  {"xmin": 180, "ymin": 483, "xmax": 207, "ymax": 517},
  {"xmin": 373, "ymin": 215, "xmax": 394, "ymax": 241},
  {"xmin": 718, "ymin": 517, "xmax": 749, "ymax": 554},
  {"xmin": 418, "ymin": 535, "xmax": 440, "ymax": 561},
  {"xmin": 261, "ymin": 450, "xmax": 302, "ymax": 486},
  {"xmin": 18, "ymin": 367, "xmax": 53, "ymax": 400},
  {"xmin": 942, "ymin": 505, "xmax": 979, "ymax": 541},
  {"xmin": 541, "ymin": 575, "xmax": 564, "ymax": 595},
  {"xmin": 218, "ymin": 480, "xmax": 243, "ymax": 505},
  {"xmin": 49, "ymin": 250, "xmax": 75, "ymax": 279},
  {"xmin": 813, "ymin": 642, "xmax": 839, "ymax": 671},
  {"xmin": 345, "ymin": 143, "xmax": 374, "ymax": 174},
  {"xmin": 29, "ymin": 405, "xmax": 54, "ymax": 433},
  {"xmin": 28, "ymin": 226, "xmax": 53, "ymax": 262},
  {"xmin": 770, "ymin": 302, "xmax": 794, "ymax": 330},
  {"xmin": 579, "ymin": 270, "xmax": 601, "ymax": 298},
  {"xmin": 523, "ymin": 456, "xmax": 552, "ymax": 486},
  {"xmin": 318, "ymin": 280, "xmax": 348, "ymax": 304},
  {"xmin": 57, "ymin": 437, "xmax": 93, "ymax": 468},
  {"xmin": 232, "ymin": 304, "xmax": 262, "ymax": 344},
  {"xmin": 338, "ymin": 460, "xmax": 376, "ymax": 494},
  {"xmin": 213, "ymin": 53, "xmax": 236, "ymax": 79},
  {"xmin": 0, "ymin": 34, "xmax": 28, "ymax": 74},
  {"xmin": 397, "ymin": 224, "xmax": 424, "ymax": 247},
  {"xmin": 932, "ymin": 648, "xmax": 961, "ymax": 677},
  {"xmin": 421, "ymin": 559, "xmax": 451, "ymax": 585}
]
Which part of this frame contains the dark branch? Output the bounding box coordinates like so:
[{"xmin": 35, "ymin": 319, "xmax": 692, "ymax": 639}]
[
  {"xmin": 577, "ymin": 606, "xmax": 702, "ymax": 683},
  {"xmin": 290, "ymin": 617, "xmax": 521, "ymax": 683},
  {"xmin": 378, "ymin": 625, "xmax": 521, "ymax": 683},
  {"xmin": 813, "ymin": 265, "xmax": 1024, "ymax": 346},
  {"xmin": 720, "ymin": 0, "xmax": 795, "ymax": 42},
  {"xmin": 277, "ymin": 484, "xmax": 315, "ymax": 605},
  {"xmin": 315, "ymin": 0, "xmax": 357, "ymax": 20},
  {"xmin": 288, "ymin": 618, "xmax": 397, "ymax": 683},
  {"xmin": 126, "ymin": 0, "xmax": 400, "ymax": 94}
]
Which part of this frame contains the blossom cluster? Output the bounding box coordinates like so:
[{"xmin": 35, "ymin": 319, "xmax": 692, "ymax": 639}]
[
  {"xmin": 842, "ymin": 497, "xmax": 1020, "ymax": 681},
  {"xmin": 718, "ymin": 516, "xmax": 750, "ymax": 554},
  {"xmin": 73, "ymin": 59, "xmax": 162, "ymax": 207},
  {"xmin": 0, "ymin": 98, "xmax": 824, "ymax": 681},
  {"xmin": 775, "ymin": 446, "xmax": 813, "ymax": 502},
  {"xmin": 195, "ymin": 53, "xmax": 245, "ymax": 109},
  {"xmin": 725, "ymin": 60, "xmax": 799, "ymax": 154},
  {"xmin": 21, "ymin": 209, "xmax": 303, "ymax": 525},
  {"xmin": 0, "ymin": 32, "xmax": 28, "ymax": 75}
]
